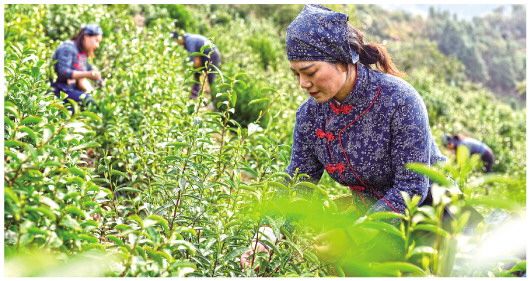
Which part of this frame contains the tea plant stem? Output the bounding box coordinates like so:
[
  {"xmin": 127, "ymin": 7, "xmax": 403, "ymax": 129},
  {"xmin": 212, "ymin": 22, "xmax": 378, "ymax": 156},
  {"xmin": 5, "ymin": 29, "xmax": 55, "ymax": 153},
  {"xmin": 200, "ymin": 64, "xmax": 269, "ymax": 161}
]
[
  {"xmin": 210, "ymin": 238, "xmax": 227, "ymax": 276},
  {"xmin": 193, "ymin": 66, "xmax": 209, "ymax": 114},
  {"xmin": 169, "ymin": 141, "xmax": 193, "ymax": 231},
  {"xmin": 168, "ymin": 64, "xmax": 209, "ymax": 231},
  {"xmin": 170, "ymin": 188, "xmax": 183, "ymax": 232},
  {"xmin": 227, "ymin": 133, "xmax": 247, "ymax": 195},
  {"xmin": 404, "ymin": 210, "xmax": 412, "ymax": 258},
  {"xmin": 119, "ymin": 231, "xmax": 140, "ymax": 277},
  {"xmin": 432, "ymin": 204, "xmax": 445, "ymax": 275},
  {"xmin": 249, "ymin": 220, "xmax": 263, "ymax": 268},
  {"xmin": 214, "ymin": 122, "xmax": 227, "ymax": 181},
  {"xmin": 258, "ymin": 240, "xmax": 277, "ymax": 276}
]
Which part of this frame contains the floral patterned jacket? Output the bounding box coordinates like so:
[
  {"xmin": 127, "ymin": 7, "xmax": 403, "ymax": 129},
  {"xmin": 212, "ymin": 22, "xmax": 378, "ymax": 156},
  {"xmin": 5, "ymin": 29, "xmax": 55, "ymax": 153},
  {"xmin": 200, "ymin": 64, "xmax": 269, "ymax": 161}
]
[
  {"xmin": 286, "ymin": 63, "xmax": 446, "ymax": 213},
  {"xmin": 52, "ymin": 40, "xmax": 92, "ymax": 84}
]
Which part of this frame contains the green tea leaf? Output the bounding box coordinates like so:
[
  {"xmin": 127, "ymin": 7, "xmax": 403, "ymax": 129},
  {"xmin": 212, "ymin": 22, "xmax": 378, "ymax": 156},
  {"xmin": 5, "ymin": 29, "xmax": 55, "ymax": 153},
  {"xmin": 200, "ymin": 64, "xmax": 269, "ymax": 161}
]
[
  {"xmin": 64, "ymin": 205, "xmax": 87, "ymax": 219},
  {"xmin": 293, "ymin": 181, "xmax": 327, "ymax": 196},
  {"xmin": 77, "ymin": 234, "xmax": 99, "ymax": 243},
  {"xmin": 114, "ymin": 187, "xmax": 140, "ymax": 193},
  {"xmin": 406, "ymin": 163, "xmax": 452, "ymax": 186},
  {"xmin": 466, "ymin": 197, "xmax": 520, "ymax": 211},
  {"xmin": 20, "ymin": 115, "xmax": 42, "ymax": 125},
  {"xmin": 128, "ymin": 215, "xmax": 144, "ymax": 228},
  {"xmin": 5, "ymin": 188, "xmax": 20, "ymax": 205},
  {"xmin": 412, "ymin": 224, "xmax": 449, "ymax": 238},
  {"xmin": 79, "ymin": 111, "xmax": 102, "ymax": 122},
  {"xmin": 107, "ymin": 235, "xmax": 125, "ymax": 246},
  {"xmin": 145, "ymin": 215, "xmax": 170, "ymax": 233},
  {"xmin": 359, "ymin": 221, "xmax": 404, "ymax": 240},
  {"xmin": 70, "ymin": 141, "xmax": 99, "ymax": 151},
  {"xmin": 68, "ymin": 166, "xmax": 86, "ymax": 178},
  {"xmin": 25, "ymin": 206, "xmax": 56, "ymax": 221},
  {"xmin": 370, "ymin": 261, "xmax": 427, "ymax": 276},
  {"xmin": 367, "ymin": 211, "xmax": 406, "ymax": 221}
]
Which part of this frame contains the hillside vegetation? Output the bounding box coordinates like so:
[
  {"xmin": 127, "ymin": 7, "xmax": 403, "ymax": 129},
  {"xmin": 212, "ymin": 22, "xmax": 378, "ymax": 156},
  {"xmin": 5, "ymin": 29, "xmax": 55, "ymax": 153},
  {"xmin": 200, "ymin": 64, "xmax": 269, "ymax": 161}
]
[{"xmin": 4, "ymin": 4, "xmax": 526, "ymax": 277}]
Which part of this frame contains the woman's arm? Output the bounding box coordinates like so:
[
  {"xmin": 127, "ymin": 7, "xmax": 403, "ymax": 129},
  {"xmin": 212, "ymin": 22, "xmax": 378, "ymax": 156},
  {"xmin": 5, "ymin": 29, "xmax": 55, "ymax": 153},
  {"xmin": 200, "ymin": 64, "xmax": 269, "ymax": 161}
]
[
  {"xmin": 76, "ymin": 78, "xmax": 94, "ymax": 92},
  {"xmin": 286, "ymin": 105, "xmax": 324, "ymax": 182},
  {"xmin": 71, "ymin": 70, "xmax": 100, "ymax": 80},
  {"xmin": 54, "ymin": 47, "xmax": 76, "ymax": 81},
  {"xmin": 370, "ymin": 92, "xmax": 432, "ymax": 214}
]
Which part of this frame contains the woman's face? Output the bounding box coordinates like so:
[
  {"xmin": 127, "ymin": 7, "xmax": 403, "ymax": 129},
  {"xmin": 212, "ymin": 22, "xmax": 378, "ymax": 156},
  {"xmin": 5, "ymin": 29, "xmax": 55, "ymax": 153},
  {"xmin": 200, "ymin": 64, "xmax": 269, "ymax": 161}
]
[
  {"xmin": 290, "ymin": 61, "xmax": 349, "ymax": 103},
  {"xmin": 83, "ymin": 34, "xmax": 103, "ymax": 53}
]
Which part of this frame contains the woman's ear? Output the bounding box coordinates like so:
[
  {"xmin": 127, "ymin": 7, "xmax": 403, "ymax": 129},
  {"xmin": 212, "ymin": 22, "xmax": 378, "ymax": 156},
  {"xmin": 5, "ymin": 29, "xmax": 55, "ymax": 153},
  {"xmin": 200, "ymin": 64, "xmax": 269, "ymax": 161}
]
[{"xmin": 334, "ymin": 62, "xmax": 349, "ymax": 73}]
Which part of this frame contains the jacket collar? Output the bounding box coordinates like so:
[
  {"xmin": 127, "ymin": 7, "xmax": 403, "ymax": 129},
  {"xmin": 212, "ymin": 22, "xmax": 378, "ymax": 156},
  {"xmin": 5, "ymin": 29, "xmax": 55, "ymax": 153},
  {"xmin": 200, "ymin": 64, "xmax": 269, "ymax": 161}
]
[{"xmin": 327, "ymin": 63, "xmax": 375, "ymax": 111}]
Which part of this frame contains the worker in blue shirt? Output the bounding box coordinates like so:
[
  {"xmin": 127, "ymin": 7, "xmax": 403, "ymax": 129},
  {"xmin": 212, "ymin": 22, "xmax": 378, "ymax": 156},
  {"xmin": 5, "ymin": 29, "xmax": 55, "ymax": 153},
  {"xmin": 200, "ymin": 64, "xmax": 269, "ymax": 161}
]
[
  {"xmin": 442, "ymin": 134, "xmax": 495, "ymax": 173},
  {"xmin": 172, "ymin": 31, "xmax": 221, "ymax": 99},
  {"xmin": 285, "ymin": 4, "xmax": 446, "ymax": 215},
  {"xmin": 241, "ymin": 4, "xmax": 447, "ymax": 269},
  {"xmin": 51, "ymin": 24, "xmax": 103, "ymax": 112}
]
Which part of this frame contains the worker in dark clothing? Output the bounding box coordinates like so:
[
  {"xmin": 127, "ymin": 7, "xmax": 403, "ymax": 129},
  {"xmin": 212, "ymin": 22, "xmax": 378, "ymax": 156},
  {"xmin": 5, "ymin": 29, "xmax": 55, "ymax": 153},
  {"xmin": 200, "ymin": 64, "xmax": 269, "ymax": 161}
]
[
  {"xmin": 172, "ymin": 31, "xmax": 221, "ymax": 99},
  {"xmin": 51, "ymin": 24, "xmax": 103, "ymax": 112},
  {"xmin": 442, "ymin": 134, "xmax": 495, "ymax": 173}
]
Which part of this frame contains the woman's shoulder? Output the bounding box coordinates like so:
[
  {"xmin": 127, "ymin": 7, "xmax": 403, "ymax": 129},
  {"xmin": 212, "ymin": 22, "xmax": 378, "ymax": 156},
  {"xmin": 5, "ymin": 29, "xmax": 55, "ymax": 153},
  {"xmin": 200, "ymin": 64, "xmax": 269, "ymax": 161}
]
[
  {"xmin": 55, "ymin": 40, "xmax": 78, "ymax": 54},
  {"xmin": 372, "ymin": 70, "xmax": 423, "ymax": 105},
  {"xmin": 376, "ymin": 71, "xmax": 416, "ymax": 94},
  {"xmin": 52, "ymin": 41, "xmax": 78, "ymax": 60},
  {"xmin": 295, "ymin": 98, "xmax": 318, "ymax": 118}
]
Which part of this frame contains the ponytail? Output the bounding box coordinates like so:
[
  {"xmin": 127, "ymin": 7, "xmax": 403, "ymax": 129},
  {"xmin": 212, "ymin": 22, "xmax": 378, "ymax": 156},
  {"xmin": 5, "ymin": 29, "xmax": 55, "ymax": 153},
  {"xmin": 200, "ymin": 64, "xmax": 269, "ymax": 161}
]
[{"xmin": 347, "ymin": 25, "xmax": 404, "ymax": 77}]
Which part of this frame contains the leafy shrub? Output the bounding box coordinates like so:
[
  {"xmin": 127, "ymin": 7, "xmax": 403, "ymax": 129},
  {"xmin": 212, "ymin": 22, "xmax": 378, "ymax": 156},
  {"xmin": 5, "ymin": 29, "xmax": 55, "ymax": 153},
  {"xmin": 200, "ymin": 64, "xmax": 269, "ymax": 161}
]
[
  {"xmin": 159, "ymin": 4, "xmax": 197, "ymax": 31},
  {"xmin": 247, "ymin": 35, "xmax": 282, "ymax": 70},
  {"xmin": 4, "ymin": 43, "xmax": 105, "ymax": 254},
  {"xmin": 208, "ymin": 8, "xmax": 234, "ymax": 26},
  {"xmin": 232, "ymin": 4, "xmax": 304, "ymax": 30},
  {"xmin": 129, "ymin": 4, "xmax": 197, "ymax": 31},
  {"xmin": 212, "ymin": 71, "xmax": 272, "ymax": 128},
  {"xmin": 45, "ymin": 5, "xmax": 108, "ymax": 41},
  {"xmin": 4, "ymin": 4, "xmax": 526, "ymax": 278},
  {"xmin": 129, "ymin": 4, "xmax": 169, "ymax": 27}
]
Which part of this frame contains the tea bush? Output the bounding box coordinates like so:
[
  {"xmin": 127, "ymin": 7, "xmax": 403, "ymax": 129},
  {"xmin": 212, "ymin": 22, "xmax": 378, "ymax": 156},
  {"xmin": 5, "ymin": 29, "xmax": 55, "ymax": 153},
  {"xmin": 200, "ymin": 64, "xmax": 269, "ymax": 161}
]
[{"xmin": 4, "ymin": 4, "xmax": 526, "ymax": 277}]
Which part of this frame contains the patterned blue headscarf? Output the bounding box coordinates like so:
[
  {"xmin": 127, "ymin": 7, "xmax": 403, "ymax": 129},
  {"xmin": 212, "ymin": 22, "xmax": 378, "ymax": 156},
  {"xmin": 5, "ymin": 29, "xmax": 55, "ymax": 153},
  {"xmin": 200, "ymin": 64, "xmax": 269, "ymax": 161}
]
[
  {"xmin": 82, "ymin": 24, "xmax": 103, "ymax": 36},
  {"xmin": 286, "ymin": 4, "xmax": 359, "ymax": 64}
]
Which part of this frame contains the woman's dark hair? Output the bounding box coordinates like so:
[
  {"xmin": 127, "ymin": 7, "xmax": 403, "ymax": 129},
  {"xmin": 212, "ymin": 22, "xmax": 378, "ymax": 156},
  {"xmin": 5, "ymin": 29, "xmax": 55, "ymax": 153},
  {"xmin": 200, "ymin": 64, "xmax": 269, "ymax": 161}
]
[
  {"xmin": 71, "ymin": 28, "xmax": 98, "ymax": 58},
  {"xmin": 347, "ymin": 25, "xmax": 404, "ymax": 77}
]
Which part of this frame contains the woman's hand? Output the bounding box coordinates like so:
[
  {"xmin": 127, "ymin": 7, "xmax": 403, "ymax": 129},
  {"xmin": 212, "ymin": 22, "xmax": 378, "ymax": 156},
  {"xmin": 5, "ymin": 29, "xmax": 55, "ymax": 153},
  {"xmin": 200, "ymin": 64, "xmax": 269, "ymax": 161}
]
[
  {"xmin": 240, "ymin": 226, "xmax": 276, "ymax": 270},
  {"xmin": 240, "ymin": 241, "xmax": 270, "ymax": 269},
  {"xmin": 77, "ymin": 78, "xmax": 94, "ymax": 92},
  {"xmin": 89, "ymin": 70, "xmax": 101, "ymax": 81},
  {"xmin": 193, "ymin": 56, "xmax": 202, "ymax": 69},
  {"xmin": 313, "ymin": 228, "xmax": 349, "ymax": 263}
]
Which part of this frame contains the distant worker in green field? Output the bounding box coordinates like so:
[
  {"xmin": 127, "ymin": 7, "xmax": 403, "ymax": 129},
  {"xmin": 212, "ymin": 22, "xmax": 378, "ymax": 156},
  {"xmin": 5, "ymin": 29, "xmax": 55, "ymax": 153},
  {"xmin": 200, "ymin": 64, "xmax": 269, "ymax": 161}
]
[
  {"xmin": 171, "ymin": 30, "xmax": 221, "ymax": 99},
  {"xmin": 442, "ymin": 134, "xmax": 495, "ymax": 173},
  {"xmin": 51, "ymin": 24, "xmax": 104, "ymax": 112}
]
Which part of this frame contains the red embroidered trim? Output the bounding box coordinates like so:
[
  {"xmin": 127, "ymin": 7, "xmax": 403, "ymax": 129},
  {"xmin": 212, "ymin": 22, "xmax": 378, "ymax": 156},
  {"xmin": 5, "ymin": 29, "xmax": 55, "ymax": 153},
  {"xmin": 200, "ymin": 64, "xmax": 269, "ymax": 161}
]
[
  {"xmin": 321, "ymin": 86, "xmax": 400, "ymax": 213},
  {"xmin": 336, "ymin": 87, "xmax": 400, "ymax": 212},
  {"xmin": 325, "ymin": 163, "xmax": 345, "ymax": 174},
  {"xmin": 349, "ymin": 185, "xmax": 365, "ymax": 192},
  {"xmin": 74, "ymin": 53, "xmax": 86, "ymax": 70},
  {"xmin": 315, "ymin": 129, "xmax": 335, "ymax": 141},
  {"xmin": 330, "ymin": 102, "xmax": 353, "ymax": 115},
  {"xmin": 369, "ymin": 189, "xmax": 400, "ymax": 213},
  {"xmin": 337, "ymin": 87, "xmax": 382, "ymax": 184}
]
